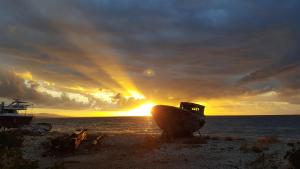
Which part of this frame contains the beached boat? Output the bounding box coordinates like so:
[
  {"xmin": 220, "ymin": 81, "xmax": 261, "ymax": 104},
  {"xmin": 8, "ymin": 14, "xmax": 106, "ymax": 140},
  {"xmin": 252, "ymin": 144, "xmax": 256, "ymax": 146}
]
[
  {"xmin": 0, "ymin": 100, "xmax": 33, "ymax": 128},
  {"xmin": 151, "ymin": 102, "xmax": 205, "ymax": 137}
]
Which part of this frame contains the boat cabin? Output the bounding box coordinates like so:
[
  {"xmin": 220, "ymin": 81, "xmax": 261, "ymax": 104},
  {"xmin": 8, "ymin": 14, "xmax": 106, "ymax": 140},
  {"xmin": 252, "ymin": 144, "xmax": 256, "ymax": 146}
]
[
  {"xmin": 180, "ymin": 102, "xmax": 205, "ymax": 115},
  {"xmin": 0, "ymin": 100, "xmax": 30, "ymax": 114}
]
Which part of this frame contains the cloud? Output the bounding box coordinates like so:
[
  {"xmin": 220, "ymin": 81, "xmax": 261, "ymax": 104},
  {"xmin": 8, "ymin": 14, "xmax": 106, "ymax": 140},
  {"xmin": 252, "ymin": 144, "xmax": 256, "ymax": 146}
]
[
  {"xmin": 0, "ymin": 69, "xmax": 91, "ymax": 109},
  {"xmin": 238, "ymin": 64, "xmax": 300, "ymax": 84},
  {"xmin": 0, "ymin": 69, "xmax": 144, "ymax": 110},
  {"xmin": 0, "ymin": 0, "xmax": 300, "ymax": 112}
]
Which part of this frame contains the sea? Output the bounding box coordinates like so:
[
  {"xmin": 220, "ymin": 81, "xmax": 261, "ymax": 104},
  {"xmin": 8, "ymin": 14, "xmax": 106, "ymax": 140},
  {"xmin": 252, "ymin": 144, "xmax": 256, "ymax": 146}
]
[{"xmin": 34, "ymin": 115, "xmax": 300, "ymax": 140}]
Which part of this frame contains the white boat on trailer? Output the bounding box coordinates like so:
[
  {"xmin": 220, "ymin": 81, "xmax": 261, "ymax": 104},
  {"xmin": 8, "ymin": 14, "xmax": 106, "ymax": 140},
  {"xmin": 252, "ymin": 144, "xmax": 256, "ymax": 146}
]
[{"xmin": 0, "ymin": 99, "xmax": 33, "ymax": 128}]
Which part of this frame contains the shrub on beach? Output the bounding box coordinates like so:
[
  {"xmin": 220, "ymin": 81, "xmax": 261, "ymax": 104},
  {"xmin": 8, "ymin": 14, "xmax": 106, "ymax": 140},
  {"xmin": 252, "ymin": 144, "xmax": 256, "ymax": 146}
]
[
  {"xmin": 0, "ymin": 148, "xmax": 38, "ymax": 169},
  {"xmin": 0, "ymin": 130, "xmax": 24, "ymax": 148},
  {"xmin": 0, "ymin": 130, "xmax": 38, "ymax": 169},
  {"xmin": 285, "ymin": 143, "xmax": 300, "ymax": 169}
]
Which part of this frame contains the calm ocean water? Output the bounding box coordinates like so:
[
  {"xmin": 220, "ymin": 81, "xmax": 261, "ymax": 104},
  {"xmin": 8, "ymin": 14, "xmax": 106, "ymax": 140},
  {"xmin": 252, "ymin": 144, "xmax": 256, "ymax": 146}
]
[{"xmin": 34, "ymin": 116, "xmax": 300, "ymax": 140}]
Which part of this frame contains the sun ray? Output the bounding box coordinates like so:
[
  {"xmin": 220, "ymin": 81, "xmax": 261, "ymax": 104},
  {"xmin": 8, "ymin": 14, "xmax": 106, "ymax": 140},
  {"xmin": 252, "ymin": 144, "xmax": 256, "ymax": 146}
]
[{"xmin": 125, "ymin": 102, "xmax": 155, "ymax": 116}]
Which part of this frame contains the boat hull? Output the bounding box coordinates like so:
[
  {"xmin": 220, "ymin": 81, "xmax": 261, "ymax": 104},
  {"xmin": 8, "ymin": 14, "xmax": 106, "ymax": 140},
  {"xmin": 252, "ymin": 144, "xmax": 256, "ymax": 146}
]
[
  {"xmin": 0, "ymin": 115, "xmax": 33, "ymax": 128},
  {"xmin": 151, "ymin": 105, "xmax": 205, "ymax": 137}
]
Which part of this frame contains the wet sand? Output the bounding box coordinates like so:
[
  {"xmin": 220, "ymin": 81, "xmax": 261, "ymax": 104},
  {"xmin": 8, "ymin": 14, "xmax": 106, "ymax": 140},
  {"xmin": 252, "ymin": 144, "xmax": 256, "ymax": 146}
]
[{"xmin": 21, "ymin": 132, "xmax": 295, "ymax": 169}]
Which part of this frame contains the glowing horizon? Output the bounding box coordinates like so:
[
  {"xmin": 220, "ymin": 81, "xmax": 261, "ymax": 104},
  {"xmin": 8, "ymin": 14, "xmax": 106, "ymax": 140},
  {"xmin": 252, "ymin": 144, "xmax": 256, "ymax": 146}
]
[{"xmin": 4, "ymin": 70, "xmax": 300, "ymax": 117}]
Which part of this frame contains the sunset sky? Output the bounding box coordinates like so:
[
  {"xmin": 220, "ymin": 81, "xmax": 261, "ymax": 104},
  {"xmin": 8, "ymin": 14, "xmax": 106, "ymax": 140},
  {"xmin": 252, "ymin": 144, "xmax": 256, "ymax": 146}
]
[{"xmin": 0, "ymin": 0, "xmax": 300, "ymax": 116}]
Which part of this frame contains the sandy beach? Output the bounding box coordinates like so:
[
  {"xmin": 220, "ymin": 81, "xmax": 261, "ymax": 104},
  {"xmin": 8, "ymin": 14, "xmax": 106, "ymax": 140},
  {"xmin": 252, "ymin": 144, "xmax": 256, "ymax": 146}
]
[{"xmin": 19, "ymin": 131, "xmax": 298, "ymax": 169}]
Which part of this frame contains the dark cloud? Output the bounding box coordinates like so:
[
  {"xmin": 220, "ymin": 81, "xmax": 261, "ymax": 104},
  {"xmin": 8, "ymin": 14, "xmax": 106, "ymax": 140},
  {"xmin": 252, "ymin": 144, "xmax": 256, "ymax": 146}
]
[
  {"xmin": 0, "ymin": 68, "xmax": 90, "ymax": 109},
  {"xmin": 238, "ymin": 64, "xmax": 300, "ymax": 84},
  {"xmin": 0, "ymin": 0, "xmax": 300, "ymax": 110}
]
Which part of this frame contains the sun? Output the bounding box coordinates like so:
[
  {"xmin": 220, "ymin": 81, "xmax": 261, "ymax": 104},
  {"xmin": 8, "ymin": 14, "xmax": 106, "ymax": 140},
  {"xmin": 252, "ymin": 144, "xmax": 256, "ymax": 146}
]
[{"xmin": 126, "ymin": 102, "xmax": 155, "ymax": 116}]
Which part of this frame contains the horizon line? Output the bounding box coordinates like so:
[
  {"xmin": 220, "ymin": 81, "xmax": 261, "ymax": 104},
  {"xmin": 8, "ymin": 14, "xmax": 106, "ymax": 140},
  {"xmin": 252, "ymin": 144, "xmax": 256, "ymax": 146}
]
[{"xmin": 34, "ymin": 114, "xmax": 300, "ymax": 118}]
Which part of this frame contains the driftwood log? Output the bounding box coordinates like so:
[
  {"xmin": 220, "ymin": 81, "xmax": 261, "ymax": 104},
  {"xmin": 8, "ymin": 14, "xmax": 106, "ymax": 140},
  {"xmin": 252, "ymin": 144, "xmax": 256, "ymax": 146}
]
[
  {"xmin": 44, "ymin": 129, "xmax": 107, "ymax": 157},
  {"xmin": 46, "ymin": 129, "xmax": 88, "ymax": 156},
  {"xmin": 72, "ymin": 129, "xmax": 88, "ymax": 149}
]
